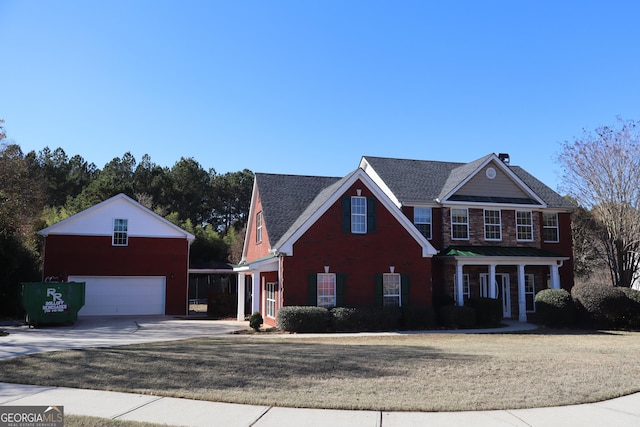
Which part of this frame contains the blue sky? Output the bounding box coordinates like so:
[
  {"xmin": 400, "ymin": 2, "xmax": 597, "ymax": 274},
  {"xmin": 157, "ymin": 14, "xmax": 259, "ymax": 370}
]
[{"xmin": 2, "ymin": 1, "xmax": 640, "ymax": 192}]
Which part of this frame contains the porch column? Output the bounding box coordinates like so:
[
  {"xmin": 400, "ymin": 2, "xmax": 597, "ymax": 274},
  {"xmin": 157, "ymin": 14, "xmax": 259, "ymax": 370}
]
[
  {"xmin": 488, "ymin": 264, "xmax": 497, "ymax": 299},
  {"xmin": 236, "ymin": 272, "xmax": 246, "ymax": 321},
  {"xmin": 456, "ymin": 263, "xmax": 465, "ymax": 306},
  {"xmin": 517, "ymin": 264, "xmax": 527, "ymax": 322},
  {"xmin": 251, "ymin": 272, "xmax": 260, "ymax": 313},
  {"xmin": 550, "ymin": 264, "xmax": 561, "ymax": 289}
]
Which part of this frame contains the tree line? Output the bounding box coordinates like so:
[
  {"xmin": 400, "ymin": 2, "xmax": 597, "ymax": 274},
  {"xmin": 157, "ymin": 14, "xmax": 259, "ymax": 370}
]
[{"xmin": 0, "ymin": 119, "xmax": 253, "ymax": 315}]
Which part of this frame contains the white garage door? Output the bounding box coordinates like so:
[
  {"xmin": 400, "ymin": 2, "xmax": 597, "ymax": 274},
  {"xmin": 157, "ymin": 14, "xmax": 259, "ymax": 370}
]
[{"xmin": 69, "ymin": 276, "xmax": 166, "ymax": 316}]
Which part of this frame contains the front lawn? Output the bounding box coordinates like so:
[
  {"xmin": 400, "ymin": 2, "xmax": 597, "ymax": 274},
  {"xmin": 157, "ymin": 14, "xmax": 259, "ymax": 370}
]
[{"xmin": 1, "ymin": 330, "xmax": 639, "ymax": 412}]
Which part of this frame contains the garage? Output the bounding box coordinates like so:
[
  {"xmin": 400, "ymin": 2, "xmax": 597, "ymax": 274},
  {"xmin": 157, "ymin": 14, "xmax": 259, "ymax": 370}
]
[{"xmin": 69, "ymin": 276, "xmax": 166, "ymax": 316}]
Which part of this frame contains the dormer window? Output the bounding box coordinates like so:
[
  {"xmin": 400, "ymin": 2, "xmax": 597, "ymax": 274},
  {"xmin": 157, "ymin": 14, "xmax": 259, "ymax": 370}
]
[{"xmin": 113, "ymin": 218, "xmax": 128, "ymax": 246}]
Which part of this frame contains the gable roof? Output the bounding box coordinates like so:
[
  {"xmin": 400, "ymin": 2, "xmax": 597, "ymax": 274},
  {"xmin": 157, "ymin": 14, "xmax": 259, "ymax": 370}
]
[
  {"xmin": 38, "ymin": 193, "xmax": 195, "ymax": 242},
  {"xmin": 253, "ymin": 169, "xmax": 437, "ymax": 257},
  {"xmin": 360, "ymin": 154, "xmax": 574, "ymax": 209}
]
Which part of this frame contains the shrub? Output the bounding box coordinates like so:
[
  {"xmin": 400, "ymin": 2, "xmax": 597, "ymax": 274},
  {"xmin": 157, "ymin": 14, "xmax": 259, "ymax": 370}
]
[
  {"xmin": 277, "ymin": 306, "xmax": 330, "ymax": 333},
  {"xmin": 534, "ymin": 289, "xmax": 575, "ymax": 327},
  {"xmin": 401, "ymin": 305, "xmax": 436, "ymax": 330},
  {"xmin": 571, "ymin": 282, "xmax": 631, "ymax": 328},
  {"xmin": 249, "ymin": 311, "xmax": 263, "ymax": 331},
  {"xmin": 619, "ymin": 287, "xmax": 640, "ymax": 329},
  {"xmin": 330, "ymin": 307, "xmax": 403, "ymax": 332},
  {"xmin": 437, "ymin": 305, "xmax": 476, "ymax": 329},
  {"xmin": 466, "ymin": 297, "xmax": 502, "ymax": 326}
]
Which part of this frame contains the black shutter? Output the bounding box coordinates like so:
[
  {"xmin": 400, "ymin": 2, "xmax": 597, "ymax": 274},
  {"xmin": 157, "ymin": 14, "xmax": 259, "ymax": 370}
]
[
  {"xmin": 401, "ymin": 274, "xmax": 410, "ymax": 307},
  {"xmin": 336, "ymin": 273, "xmax": 347, "ymax": 307},
  {"xmin": 374, "ymin": 274, "xmax": 383, "ymax": 306},
  {"xmin": 367, "ymin": 197, "xmax": 376, "ymax": 233},
  {"xmin": 307, "ymin": 273, "xmax": 317, "ymax": 305},
  {"xmin": 342, "ymin": 196, "xmax": 351, "ymax": 233}
]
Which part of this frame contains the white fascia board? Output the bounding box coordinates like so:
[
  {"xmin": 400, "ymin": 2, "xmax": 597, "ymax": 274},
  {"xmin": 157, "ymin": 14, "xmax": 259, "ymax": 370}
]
[
  {"xmin": 240, "ymin": 180, "xmax": 260, "ymax": 264},
  {"xmin": 442, "ymin": 154, "xmax": 547, "ymax": 207},
  {"xmin": 444, "ymin": 256, "xmax": 570, "ymax": 266},
  {"xmin": 278, "ymin": 168, "xmax": 438, "ymax": 257},
  {"xmin": 359, "ymin": 157, "xmax": 402, "ymax": 208},
  {"xmin": 442, "ymin": 201, "xmax": 547, "ymax": 210},
  {"xmin": 233, "ymin": 256, "xmax": 278, "ymax": 272}
]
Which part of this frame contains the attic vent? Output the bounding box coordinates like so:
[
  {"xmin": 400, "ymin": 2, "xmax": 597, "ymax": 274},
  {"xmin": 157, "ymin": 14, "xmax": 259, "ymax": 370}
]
[{"xmin": 498, "ymin": 153, "xmax": 510, "ymax": 164}]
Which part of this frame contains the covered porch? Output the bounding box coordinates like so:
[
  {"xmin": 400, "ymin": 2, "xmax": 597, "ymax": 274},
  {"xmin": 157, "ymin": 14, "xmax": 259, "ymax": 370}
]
[
  {"xmin": 440, "ymin": 247, "xmax": 569, "ymax": 322},
  {"xmin": 234, "ymin": 256, "xmax": 280, "ymax": 322}
]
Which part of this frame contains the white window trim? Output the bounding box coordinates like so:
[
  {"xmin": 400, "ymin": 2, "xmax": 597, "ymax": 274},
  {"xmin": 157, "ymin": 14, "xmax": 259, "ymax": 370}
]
[
  {"xmin": 525, "ymin": 274, "xmax": 536, "ymax": 312},
  {"xmin": 256, "ymin": 211, "xmax": 263, "ymax": 244},
  {"xmin": 317, "ymin": 273, "xmax": 336, "ymax": 308},
  {"xmin": 484, "ymin": 209, "xmax": 502, "ymax": 241},
  {"xmin": 112, "ymin": 218, "xmax": 128, "ymax": 246},
  {"xmin": 454, "ymin": 273, "xmax": 470, "ymax": 304},
  {"xmin": 543, "ymin": 212, "xmax": 559, "ymax": 243},
  {"xmin": 383, "ymin": 273, "xmax": 402, "ymax": 307},
  {"xmin": 266, "ymin": 281, "xmax": 277, "ymax": 318},
  {"xmin": 516, "ymin": 210, "xmax": 534, "ymax": 242},
  {"xmin": 414, "ymin": 207, "xmax": 432, "ymax": 240},
  {"xmin": 451, "ymin": 208, "xmax": 469, "ymax": 240},
  {"xmin": 351, "ymin": 196, "xmax": 367, "ymax": 234}
]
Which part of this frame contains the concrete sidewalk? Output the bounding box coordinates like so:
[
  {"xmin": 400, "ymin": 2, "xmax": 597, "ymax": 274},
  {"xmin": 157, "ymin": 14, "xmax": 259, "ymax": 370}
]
[{"xmin": 2, "ymin": 382, "xmax": 640, "ymax": 427}]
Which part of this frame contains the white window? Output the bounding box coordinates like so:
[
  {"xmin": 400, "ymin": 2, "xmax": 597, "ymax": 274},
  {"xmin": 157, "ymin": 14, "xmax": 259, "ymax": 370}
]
[
  {"xmin": 451, "ymin": 208, "xmax": 469, "ymax": 240},
  {"xmin": 256, "ymin": 211, "xmax": 263, "ymax": 243},
  {"xmin": 414, "ymin": 207, "xmax": 432, "ymax": 239},
  {"xmin": 516, "ymin": 211, "xmax": 533, "ymax": 241},
  {"xmin": 543, "ymin": 213, "xmax": 559, "ymax": 242},
  {"xmin": 266, "ymin": 282, "xmax": 276, "ymax": 318},
  {"xmin": 525, "ymin": 274, "xmax": 536, "ymax": 312},
  {"xmin": 383, "ymin": 273, "xmax": 401, "ymax": 307},
  {"xmin": 454, "ymin": 274, "xmax": 470, "ymax": 304},
  {"xmin": 351, "ymin": 196, "xmax": 367, "ymax": 234},
  {"xmin": 484, "ymin": 210, "xmax": 502, "ymax": 240},
  {"xmin": 113, "ymin": 218, "xmax": 128, "ymax": 246},
  {"xmin": 317, "ymin": 273, "xmax": 336, "ymax": 308}
]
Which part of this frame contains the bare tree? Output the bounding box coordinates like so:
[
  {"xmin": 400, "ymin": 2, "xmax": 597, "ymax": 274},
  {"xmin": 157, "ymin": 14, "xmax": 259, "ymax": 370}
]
[{"xmin": 558, "ymin": 118, "xmax": 640, "ymax": 287}]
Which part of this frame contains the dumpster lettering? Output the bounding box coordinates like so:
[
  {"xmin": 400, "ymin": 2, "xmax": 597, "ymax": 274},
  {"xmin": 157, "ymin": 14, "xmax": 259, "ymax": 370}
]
[{"xmin": 42, "ymin": 288, "xmax": 68, "ymax": 313}]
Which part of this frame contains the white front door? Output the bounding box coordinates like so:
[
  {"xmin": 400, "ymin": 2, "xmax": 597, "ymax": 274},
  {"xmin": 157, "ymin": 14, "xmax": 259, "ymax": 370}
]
[{"xmin": 480, "ymin": 273, "xmax": 511, "ymax": 318}]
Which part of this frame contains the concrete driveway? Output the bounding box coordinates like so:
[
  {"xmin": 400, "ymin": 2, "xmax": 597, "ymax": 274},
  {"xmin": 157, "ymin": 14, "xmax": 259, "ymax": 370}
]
[{"xmin": 0, "ymin": 316, "xmax": 248, "ymax": 360}]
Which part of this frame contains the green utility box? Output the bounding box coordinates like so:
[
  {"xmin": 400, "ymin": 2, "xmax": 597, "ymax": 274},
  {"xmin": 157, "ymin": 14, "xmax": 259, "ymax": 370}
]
[{"xmin": 21, "ymin": 282, "xmax": 86, "ymax": 327}]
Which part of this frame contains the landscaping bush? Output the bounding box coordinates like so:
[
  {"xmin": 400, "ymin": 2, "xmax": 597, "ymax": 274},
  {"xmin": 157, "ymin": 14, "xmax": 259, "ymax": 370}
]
[
  {"xmin": 330, "ymin": 307, "xmax": 403, "ymax": 332},
  {"xmin": 249, "ymin": 311, "xmax": 263, "ymax": 331},
  {"xmin": 466, "ymin": 297, "xmax": 502, "ymax": 326},
  {"xmin": 534, "ymin": 289, "xmax": 575, "ymax": 327},
  {"xmin": 437, "ymin": 305, "xmax": 476, "ymax": 329},
  {"xmin": 277, "ymin": 306, "xmax": 331, "ymax": 333},
  {"xmin": 619, "ymin": 287, "xmax": 640, "ymax": 329},
  {"xmin": 571, "ymin": 282, "xmax": 631, "ymax": 328},
  {"xmin": 401, "ymin": 305, "xmax": 436, "ymax": 330}
]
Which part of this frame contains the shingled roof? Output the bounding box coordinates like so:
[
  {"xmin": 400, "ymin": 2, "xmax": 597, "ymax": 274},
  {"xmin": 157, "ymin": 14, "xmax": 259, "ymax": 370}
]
[{"xmin": 361, "ymin": 155, "xmax": 574, "ymax": 209}]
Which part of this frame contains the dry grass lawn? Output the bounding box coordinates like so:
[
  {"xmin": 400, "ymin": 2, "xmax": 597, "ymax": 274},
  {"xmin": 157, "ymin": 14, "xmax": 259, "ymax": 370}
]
[{"xmin": 1, "ymin": 330, "xmax": 639, "ymax": 412}]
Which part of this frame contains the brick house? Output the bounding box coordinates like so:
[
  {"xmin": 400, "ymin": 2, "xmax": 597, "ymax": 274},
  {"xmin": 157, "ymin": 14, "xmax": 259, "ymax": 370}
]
[{"xmin": 236, "ymin": 154, "xmax": 574, "ymax": 326}]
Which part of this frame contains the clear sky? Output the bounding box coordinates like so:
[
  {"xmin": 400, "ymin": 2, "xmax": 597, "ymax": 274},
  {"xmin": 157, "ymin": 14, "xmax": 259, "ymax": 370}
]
[{"xmin": 2, "ymin": 1, "xmax": 640, "ymax": 192}]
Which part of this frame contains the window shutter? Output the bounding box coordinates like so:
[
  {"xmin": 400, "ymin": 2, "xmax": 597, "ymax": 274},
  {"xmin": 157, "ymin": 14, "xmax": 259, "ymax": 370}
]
[
  {"xmin": 367, "ymin": 197, "xmax": 376, "ymax": 233},
  {"xmin": 342, "ymin": 196, "xmax": 351, "ymax": 233},
  {"xmin": 336, "ymin": 273, "xmax": 347, "ymax": 307},
  {"xmin": 374, "ymin": 274, "xmax": 383, "ymax": 306},
  {"xmin": 401, "ymin": 274, "xmax": 410, "ymax": 307},
  {"xmin": 307, "ymin": 273, "xmax": 317, "ymax": 306}
]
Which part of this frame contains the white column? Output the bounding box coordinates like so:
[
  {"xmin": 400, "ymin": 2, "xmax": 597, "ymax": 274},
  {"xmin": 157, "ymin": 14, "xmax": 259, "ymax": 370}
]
[
  {"xmin": 251, "ymin": 272, "xmax": 260, "ymax": 313},
  {"xmin": 456, "ymin": 263, "xmax": 465, "ymax": 306},
  {"xmin": 236, "ymin": 272, "xmax": 246, "ymax": 321},
  {"xmin": 517, "ymin": 264, "xmax": 527, "ymax": 322},
  {"xmin": 550, "ymin": 264, "xmax": 561, "ymax": 289},
  {"xmin": 488, "ymin": 264, "xmax": 497, "ymax": 299}
]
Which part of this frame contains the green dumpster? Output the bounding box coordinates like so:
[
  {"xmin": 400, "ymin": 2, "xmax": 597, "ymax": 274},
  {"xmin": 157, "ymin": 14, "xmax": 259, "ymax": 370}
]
[{"xmin": 21, "ymin": 282, "xmax": 86, "ymax": 327}]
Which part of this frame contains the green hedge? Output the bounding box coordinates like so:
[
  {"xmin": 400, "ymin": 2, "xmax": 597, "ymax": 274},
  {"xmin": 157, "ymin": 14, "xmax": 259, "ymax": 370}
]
[
  {"xmin": 401, "ymin": 305, "xmax": 436, "ymax": 330},
  {"xmin": 437, "ymin": 305, "xmax": 476, "ymax": 329},
  {"xmin": 277, "ymin": 306, "xmax": 331, "ymax": 333},
  {"xmin": 534, "ymin": 289, "xmax": 575, "ymax": 327},
  {"xmin": 619, "ymin": 287, "xmax": 640, "ymax": 329},
  {"xmin": 466, "ymin": 297, "xmax": 502, "ymax": 326},
  {"xmin": 571, "ymin": 283, "xmax": 631, "ymax": 328}
]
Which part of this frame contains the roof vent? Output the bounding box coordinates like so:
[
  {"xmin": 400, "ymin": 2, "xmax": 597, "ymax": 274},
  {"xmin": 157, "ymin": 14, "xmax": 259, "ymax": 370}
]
[{"xmin": 498, "ymin": 153, "xmax": 510, "ymax": 164}]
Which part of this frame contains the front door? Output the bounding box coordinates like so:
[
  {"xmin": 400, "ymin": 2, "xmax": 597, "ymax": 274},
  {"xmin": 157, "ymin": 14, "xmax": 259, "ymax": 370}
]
[{"xmin": 480, "ymin": 273, "xmax": 511, "ymax": 318}]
